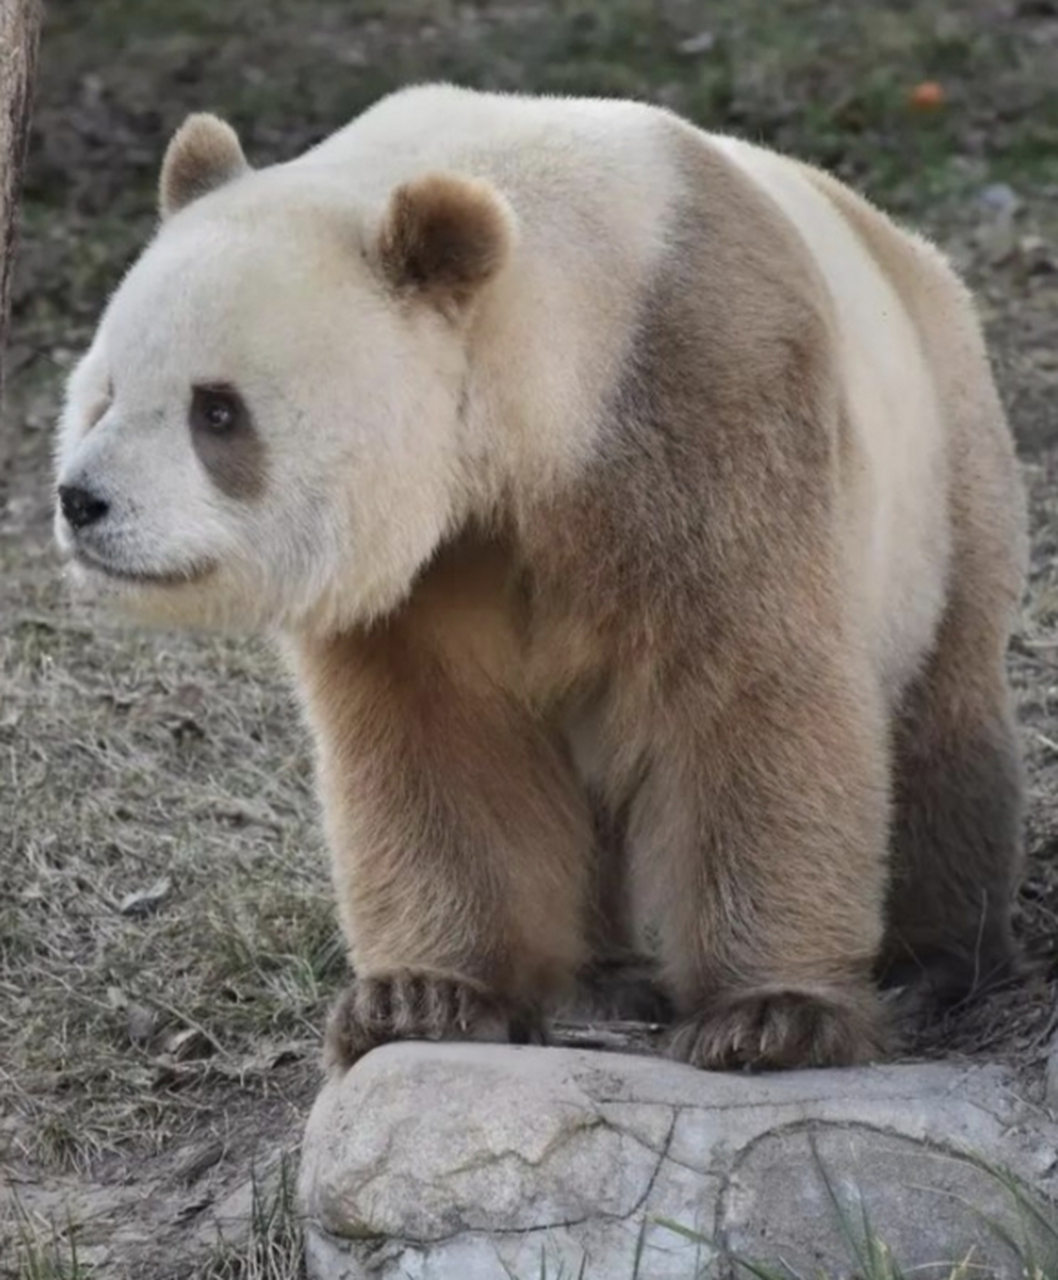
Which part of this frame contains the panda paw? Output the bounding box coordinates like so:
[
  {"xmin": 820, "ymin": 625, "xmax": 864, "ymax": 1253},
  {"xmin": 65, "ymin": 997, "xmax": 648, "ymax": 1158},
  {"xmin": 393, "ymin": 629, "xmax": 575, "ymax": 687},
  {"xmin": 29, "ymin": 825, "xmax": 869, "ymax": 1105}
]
[
  {"xmin": 668, "ymin": 984, "xmax": 888, "ymax": 1071},
  {"xmin": 323, "ymin": 970, "xmax": 540, "ymax": 1076}
]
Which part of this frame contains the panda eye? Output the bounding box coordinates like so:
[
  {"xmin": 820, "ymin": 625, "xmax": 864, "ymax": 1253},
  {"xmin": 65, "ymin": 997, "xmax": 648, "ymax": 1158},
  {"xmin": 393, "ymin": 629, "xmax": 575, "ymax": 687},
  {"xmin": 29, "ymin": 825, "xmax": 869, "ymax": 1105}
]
[{"xmin": 190, "ymin": 384, "xmax": 244, "ymax": 436}]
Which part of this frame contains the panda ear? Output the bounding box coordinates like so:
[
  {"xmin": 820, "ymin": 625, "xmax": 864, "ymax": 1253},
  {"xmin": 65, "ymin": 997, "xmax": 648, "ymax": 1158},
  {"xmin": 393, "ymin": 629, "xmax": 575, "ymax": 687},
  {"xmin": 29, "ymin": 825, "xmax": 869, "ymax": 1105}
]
[
  {"xmin": 160, "ymin": 114, "xmax": 250, "ymax": 217},
  {"xmin": 377, "ymin": 173, "xmax": 516, "ymax": 313}
]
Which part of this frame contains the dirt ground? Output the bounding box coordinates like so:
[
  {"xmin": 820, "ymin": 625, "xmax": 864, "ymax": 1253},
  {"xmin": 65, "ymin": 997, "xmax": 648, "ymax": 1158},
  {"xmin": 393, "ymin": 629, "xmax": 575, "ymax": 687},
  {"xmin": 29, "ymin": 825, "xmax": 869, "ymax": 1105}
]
[{"xmin": 2, "ymin": 2, "xmax": 1058, "ymax": 1277}]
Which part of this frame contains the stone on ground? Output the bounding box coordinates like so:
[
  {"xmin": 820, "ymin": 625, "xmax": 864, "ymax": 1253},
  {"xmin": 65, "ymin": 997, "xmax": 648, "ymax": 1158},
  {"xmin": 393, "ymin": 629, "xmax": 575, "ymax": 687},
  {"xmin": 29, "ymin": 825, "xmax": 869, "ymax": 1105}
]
[{"xmin": 298, "ymin": 1043, "xmax": 1057, "ymax": 1279}]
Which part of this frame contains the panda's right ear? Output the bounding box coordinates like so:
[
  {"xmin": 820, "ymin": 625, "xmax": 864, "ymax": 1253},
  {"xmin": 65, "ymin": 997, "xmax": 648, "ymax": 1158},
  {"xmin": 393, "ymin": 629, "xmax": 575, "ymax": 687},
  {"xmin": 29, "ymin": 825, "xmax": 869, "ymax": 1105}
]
[
  {"xmin": 376, "ymin": 173, "xmax": 516, "ymax": 316},
  {"xmin": 159, "ymin": 114, "xmax": 250, "ymax": 218}
]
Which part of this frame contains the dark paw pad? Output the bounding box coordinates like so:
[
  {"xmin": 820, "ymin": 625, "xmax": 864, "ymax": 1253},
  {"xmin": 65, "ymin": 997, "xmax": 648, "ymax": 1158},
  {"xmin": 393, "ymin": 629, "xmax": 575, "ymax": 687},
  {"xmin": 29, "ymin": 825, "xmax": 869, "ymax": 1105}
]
[
  {"xmin": 668, "ymin": 986, "xmax": 888, "ymax": 1071},
  {"xmin": 323, "ymin": 971, "xmax": 535, "ymax": 1075},
  {"xmin": 564, "ymin": 957, "xmax": 673, "ymax": 1024}
]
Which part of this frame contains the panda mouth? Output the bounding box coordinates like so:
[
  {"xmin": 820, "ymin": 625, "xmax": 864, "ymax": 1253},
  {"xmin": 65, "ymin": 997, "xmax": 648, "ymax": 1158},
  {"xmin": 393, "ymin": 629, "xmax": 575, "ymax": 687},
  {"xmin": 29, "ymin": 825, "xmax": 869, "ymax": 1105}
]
[{"xmin": 71, "ymin": 546, "xmax": 217, "ymax": 587}]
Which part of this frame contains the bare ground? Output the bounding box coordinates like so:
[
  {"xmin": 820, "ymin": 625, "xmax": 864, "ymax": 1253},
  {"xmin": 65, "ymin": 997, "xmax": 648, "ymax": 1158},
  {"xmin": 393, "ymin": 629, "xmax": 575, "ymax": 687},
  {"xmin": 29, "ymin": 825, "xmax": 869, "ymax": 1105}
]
[{"xmin": 2, "ymin": 2, "xmax": 1058, "ymax": 1276}]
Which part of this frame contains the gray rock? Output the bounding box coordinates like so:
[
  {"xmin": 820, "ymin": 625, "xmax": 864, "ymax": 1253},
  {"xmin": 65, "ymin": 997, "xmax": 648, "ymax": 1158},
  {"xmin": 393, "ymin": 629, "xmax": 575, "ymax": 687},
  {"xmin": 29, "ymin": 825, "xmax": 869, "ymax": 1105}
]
[
  {"xmin": 676, "ymin": 31, "xmax": 716, "ymax": 56},
  {"xmin": 299, "ymin": 1044, "xmax": 1058, "ymax": 1279}
]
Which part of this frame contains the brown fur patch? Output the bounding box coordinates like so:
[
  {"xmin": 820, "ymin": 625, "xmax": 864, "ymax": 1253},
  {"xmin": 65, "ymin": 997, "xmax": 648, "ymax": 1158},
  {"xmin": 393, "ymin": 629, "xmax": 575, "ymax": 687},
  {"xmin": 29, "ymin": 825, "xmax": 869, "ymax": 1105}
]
[
  {"xmin": 378, "ymin": 173, "xmax": 514, "ymax": 312},
  {"xmin": 188, "ymin": 384, "xmax": 267, "ymax": 501},
  {"xmin": 160, "ymin": 114, "xmax": 249, "ymax": 217},
  {"xmin": 882, "ymin": 627, "xmax": 1024, "ymax": 1004},
  {"xmin": 515, "ymin": 126, "xmax": 893, "ymax": 1064},
  {"xmin": 293, "ymin": 534, "xmax": 592, "ymax": 1069},
  {"xmin": 323, "ymin": 969, "xmax": 538, "ymax": 1075},
  {"xmin": 669, "ymin": 985, "xmax": 888, "ymax": 1070}
]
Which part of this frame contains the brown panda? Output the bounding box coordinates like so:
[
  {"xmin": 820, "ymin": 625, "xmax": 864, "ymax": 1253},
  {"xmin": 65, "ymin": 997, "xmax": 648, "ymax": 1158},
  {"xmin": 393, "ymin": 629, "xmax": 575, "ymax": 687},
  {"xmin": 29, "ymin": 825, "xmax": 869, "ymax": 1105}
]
[{"xmin": 55, "ymin": 85, "xmax": 1026, "ymax": 1073}]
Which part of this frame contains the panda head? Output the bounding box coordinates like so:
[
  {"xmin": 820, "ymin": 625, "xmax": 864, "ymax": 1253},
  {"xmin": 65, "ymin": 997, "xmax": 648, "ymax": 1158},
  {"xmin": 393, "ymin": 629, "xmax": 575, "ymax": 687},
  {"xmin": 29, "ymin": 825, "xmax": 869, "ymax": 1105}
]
[{"xmin": 54, "ymin": 112, "xmax": 516, "ymax": 634}]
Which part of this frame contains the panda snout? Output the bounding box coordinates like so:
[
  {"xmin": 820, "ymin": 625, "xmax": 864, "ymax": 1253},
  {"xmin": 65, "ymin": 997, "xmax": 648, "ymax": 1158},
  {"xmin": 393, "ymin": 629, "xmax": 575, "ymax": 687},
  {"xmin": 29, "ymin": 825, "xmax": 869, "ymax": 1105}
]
[{"xmin": 58, "ymin": 483, "xmax": 110, "ymax": 531}]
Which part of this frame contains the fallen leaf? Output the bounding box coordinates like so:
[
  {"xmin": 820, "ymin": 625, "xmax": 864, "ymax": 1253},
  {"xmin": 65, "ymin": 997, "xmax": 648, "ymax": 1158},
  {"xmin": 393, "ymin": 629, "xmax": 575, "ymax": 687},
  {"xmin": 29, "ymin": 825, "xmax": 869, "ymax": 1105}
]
[
  {"xmin": 173, "ymin": 1196, "xmax": 213, "ymax": 1223},
  {"xmin": 162, "ymin": 1026, "xmax": 214, "ymax": 1061},
  {"xmin": 173, "ymin": 1139, "xmax": 225, "ymax": 1184},
  {"xmin": 119, "ymin": 876, "xmax": 172, "ymax": 916}
]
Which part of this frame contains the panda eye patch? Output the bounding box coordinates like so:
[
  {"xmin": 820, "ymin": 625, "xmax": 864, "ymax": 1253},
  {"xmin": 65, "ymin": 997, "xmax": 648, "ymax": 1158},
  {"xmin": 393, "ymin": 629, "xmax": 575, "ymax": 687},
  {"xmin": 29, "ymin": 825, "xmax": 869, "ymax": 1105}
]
[
  {"xmin": 188, "ymin": 382, "xmax": 265, "ymax": 501},
  {"xmin": 190, "ymin": 384, "xmax": 245, "ymax": 437}
]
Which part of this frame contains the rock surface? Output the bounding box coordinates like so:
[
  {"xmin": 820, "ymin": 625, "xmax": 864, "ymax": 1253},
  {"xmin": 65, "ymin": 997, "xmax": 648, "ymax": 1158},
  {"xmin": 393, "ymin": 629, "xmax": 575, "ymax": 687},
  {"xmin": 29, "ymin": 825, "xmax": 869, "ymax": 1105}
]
[{"xmin": 299, "ymin": 1044, "xmax": 1058, "ymax": 1279}]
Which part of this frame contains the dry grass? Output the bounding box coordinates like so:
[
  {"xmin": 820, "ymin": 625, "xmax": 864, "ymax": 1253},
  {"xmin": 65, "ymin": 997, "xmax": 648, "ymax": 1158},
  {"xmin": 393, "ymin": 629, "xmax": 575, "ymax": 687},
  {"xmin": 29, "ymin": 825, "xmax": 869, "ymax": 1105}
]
[
  {"xmin": 0, "ymin": 599, "xmax": 337, "ymax": 1164},
  {"xmin": 1, "ymin": 518, "xmax": 335, "ymax": 1270},
  {"xmin": 2, "ymin": 1, "xmax": 1058, "ymax": 1276},
  {"xmin": 6, "ymin": 1160, "xmax": 306, "ymax": 1280}
]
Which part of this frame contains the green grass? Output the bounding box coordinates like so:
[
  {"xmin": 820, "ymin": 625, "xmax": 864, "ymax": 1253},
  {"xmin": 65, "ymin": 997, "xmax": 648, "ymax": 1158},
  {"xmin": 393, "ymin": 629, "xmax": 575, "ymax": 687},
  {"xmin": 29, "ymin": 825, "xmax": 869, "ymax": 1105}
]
[
  {"xmin": 5, "ymin": 1196, "xmax": 89, "ymax": 1280},
  {"xmin": 189, "ymin": 1160, "xmax": 305, "ymax": 1280}
]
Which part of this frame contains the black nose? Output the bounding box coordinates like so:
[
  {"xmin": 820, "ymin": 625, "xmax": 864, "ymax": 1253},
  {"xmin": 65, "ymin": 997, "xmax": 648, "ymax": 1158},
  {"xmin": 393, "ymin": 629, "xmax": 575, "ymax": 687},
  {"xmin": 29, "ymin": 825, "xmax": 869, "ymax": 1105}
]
[{"xmin": 59, "ymin": 484, "xmax": 110, "ymax": 530}]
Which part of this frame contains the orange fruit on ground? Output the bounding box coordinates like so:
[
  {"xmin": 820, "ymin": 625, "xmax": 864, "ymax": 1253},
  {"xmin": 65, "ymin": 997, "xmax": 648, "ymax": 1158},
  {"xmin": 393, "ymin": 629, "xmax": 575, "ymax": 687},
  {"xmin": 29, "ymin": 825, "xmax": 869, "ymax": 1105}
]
[{"xmin": 909, "ymin": 81, "xmax": 945, "ymax": 110}]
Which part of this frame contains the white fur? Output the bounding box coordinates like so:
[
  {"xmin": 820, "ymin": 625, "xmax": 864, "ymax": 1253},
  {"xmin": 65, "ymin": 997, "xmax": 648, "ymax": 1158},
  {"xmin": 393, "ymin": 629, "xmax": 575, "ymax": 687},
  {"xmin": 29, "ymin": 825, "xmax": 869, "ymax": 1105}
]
[{"xmin": 56, "ymin": 84, "xmax": 954, "ymax": 669}]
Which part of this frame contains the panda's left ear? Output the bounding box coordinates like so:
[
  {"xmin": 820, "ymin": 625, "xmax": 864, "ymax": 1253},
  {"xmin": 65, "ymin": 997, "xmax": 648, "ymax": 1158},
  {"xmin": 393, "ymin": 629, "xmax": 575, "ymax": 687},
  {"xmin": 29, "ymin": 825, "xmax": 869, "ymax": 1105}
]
[
  {"xmin": 160, "ymin": 114, "xmax": 250, "ymax": 217},
  {"xmin": 377, "ymin": 173, "xmax": 516, "ymax": 314}
]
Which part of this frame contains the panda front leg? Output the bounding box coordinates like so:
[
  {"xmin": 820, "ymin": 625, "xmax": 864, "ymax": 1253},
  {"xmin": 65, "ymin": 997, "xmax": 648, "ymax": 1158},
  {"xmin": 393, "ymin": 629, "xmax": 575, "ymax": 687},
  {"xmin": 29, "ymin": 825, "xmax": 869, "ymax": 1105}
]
[
  {"xmin": 626, "ymin": 650, "xmax": 893, "ymax": 1070},
  {"xmin": 292, "ymin": 625, "xmax": 593, "ymax": 1077}
]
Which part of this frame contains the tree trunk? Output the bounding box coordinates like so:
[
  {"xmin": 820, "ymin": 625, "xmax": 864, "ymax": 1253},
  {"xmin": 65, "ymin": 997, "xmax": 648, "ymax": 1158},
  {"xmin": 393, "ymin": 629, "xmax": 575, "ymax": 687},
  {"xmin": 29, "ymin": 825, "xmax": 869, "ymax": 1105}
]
[{"xmin": 0, "ymin": 0, "xmax": 42, "ymax": 411}]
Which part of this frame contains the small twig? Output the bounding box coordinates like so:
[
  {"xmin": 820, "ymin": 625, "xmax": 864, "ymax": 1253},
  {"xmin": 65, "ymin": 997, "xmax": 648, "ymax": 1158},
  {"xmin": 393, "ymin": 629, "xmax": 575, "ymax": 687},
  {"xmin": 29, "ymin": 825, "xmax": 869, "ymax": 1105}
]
[
  {"xmin": 146, "ymin": 995, "xmax": 231, "ymax": 1060},
  {"xmin": 1030, "ymin": 728, "xmax": 1058, "ymax": 755}
]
